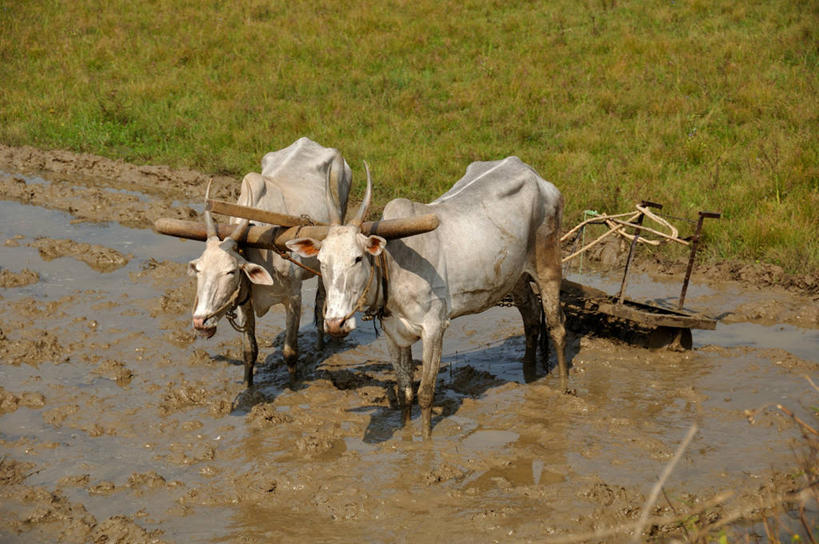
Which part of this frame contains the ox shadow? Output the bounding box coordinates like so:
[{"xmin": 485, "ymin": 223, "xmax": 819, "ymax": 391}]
[
  {"xmin": 337, "ymin": 331, "xmax": 581, "ymax": 444},
  {"xmin": 222, "ymin": 304, "xmax": 582, "ymax": 435},
  {"xmin": 225, "ymin": 320, "xmax": 383, "ymax": 414}
]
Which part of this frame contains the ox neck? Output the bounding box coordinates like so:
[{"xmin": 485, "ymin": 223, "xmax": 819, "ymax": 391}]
[{"xmin": 362, "ymin": 252, "xmax": 390, "ymax": 322}]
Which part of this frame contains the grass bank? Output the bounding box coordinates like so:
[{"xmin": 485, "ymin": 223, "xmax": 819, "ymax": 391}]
[{"xmin": 1, "ymin": 0, "xmax": 816, "ymax": 273}]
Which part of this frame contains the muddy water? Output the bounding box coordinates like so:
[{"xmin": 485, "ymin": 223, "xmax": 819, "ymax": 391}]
[{"xmin": 1, "ymin": 171, "xmax": 817, "ymax": 543}]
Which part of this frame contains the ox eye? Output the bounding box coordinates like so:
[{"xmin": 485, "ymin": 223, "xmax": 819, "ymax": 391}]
[
  {"xmin": 227, "ymin": 269, "xmax": 237, "ymax": 275},
  {"xmin": 354, "ymin": 256, "xmax": 363, "ymax": 264}
]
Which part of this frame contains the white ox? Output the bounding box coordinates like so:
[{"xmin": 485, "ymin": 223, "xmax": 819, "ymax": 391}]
[
  {"xmin": 188, "ymin": 137, "xmax": 351, "ymax": 385},
  {"xmin": 287, "ymin": 157, "xmax": 568, "ymax": 438}
]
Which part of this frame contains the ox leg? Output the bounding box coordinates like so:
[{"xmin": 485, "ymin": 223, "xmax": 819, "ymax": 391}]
[
  {"xmin": 535, "ymin": 230, "xmax": 569, "ymax": 392},
  {"xmin": 283, "ymin": 293, "xmax": 301, "ymax": 379},
  {"xmin": 418, "ymin": 331, "xmax": 444, "ymax": 440},
  {"xmin": 313, "ymin": 280, "xmax": 326, "ymax": 351},
  {"xmin": 237, "ymin": 301, "xmax": 258, "ymax": 386},
  {"xmin": 388, "ymin": 339, "xmax": 414, "ymax": 427},
  {"xmin": 511, "ymin": 276, "xmax": 541, "ymax": 374}
]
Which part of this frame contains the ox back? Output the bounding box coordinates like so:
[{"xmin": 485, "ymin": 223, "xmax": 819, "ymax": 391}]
[
  {"xmin": 382, "ymin": 156, "xmax": 567, "ymax": 438},
  {"xmin": 382, "ymin": 156, "xmax": 563, "ymax": 320},
  {"xmin": 239, "ymin": 137, "xmax": 352, "ymax": 311}
]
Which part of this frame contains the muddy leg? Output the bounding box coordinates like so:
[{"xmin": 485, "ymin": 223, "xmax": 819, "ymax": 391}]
[
  {"xmin": 314, "ymin": 280, "xmax": 326, "ymax": 351},
  {"xmin": 511, "ymin": 276, "xmax": 541, "ymax": 374},
  {"xmin": 541, "ymin": 279, "xmax": 567, "ymax": 391},
  {"xmin": 237, "ymin": 301, "xmax": 257, "ymax": 386},
  {"xmin": 418, "ymin": 330, "xmax": 444, "ymax": 440},
  {"xmin": 283, "ymin": 293, "xmax": 301, "ymax": 379},
  {"xmin": 388, "ymin": 339, "xmax": 414, "ymax": 427},
  {"xmin": 536, "ymin": 228, "xmax": 569, "ymax": 392}
]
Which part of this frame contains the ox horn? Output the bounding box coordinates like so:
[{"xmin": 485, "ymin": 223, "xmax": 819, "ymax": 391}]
[
  {"xmin": 227, "ymin": 177, "xmax": 254, "ymax": 242},
  {"xmin": 348, "ymin": 161, "xmax": 372, "ymax": 227},
  {"xmin": 325, "ymin": 152, "xmax": 343, "ymax": 225},
  {"xmin": 204, "ymin": 179, "xmax": 218, "ymax": 240}
]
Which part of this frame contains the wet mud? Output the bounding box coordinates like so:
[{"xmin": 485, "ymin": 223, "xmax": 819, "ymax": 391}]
[{"xmin": 0, "ymin": 147, "xmax": 817, "ymax": 543}]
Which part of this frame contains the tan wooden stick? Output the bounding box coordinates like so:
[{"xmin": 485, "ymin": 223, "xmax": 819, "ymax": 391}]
[
  {"xmin": 561, "ymin": 211, "xmax": 640, "ymax": 241},
  {"xmin": 608, "ymin": 219, "xmax": 688, "ymax": 245},
  {"xmin": 605, "ymin": 219, "xmax": 661, "ymax": 246},
  {"xmin": 562, "ymin": 222, "xmax": 629, "ymax": 263}
]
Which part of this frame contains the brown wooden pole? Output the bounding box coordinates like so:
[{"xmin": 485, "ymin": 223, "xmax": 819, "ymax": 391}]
[
  {"xmin": 154, "ymin": 213, "xmax": 439, "ymax": 251},
  {"xmin": 677, "ymin": 211, "xmax": 721, "ymax": 310},
  {"xmin": 360, "ymin": 214, "xmax": 440, "ymax": 239},
  {"xmin": 205, "ymin": 199, "xmax": 439, "ymax": 239},
  {"xmin": 206, "ymin": 199, "xmax": 327, "ymax": 227},
  {"xmin": 616, "ymin": 200, "xmax": 663, "ymax": 304}
]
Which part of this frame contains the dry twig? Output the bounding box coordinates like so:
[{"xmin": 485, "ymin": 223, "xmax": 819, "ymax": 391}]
[{"xmin": 630, "ymin": 424, "xmax": 699, "ymax": 544}]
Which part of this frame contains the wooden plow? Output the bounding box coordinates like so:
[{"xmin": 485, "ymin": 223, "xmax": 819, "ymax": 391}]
[{"xmin": 557, "ymin": 201, "xmax": 721, "ymax": 349}]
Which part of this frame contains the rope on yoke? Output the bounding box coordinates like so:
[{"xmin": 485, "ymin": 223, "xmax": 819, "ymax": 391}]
[
  {"xmin": 271, "ymin": 245, "xmax": 322, "ymax": 277},
  {"xmin": 243, "ymin": 223, "xmax": 321, "ymax": 277}
]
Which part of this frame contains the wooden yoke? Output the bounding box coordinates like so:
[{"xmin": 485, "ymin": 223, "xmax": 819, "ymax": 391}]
[
  {"xmin": 206, "ymin": 199, "xmax": 327, "ymax": 228},
  {"xmin": 154, "ymin": 213, "xmax": 440, "ymax": 251}
]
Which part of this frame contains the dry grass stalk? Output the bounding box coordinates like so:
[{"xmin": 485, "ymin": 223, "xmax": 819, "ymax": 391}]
[{"xmin": 629, "ymin": 424, "xmax": 699, "ymax": 544}]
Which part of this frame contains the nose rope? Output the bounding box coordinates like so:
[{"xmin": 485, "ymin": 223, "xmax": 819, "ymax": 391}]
[
  {"xmin": 199, "ymin": 277, "xmax": 251, "ymax": 329},
  {"xmin": 338, "ymin": 256, "xmax": 377, "ymax": 325}
]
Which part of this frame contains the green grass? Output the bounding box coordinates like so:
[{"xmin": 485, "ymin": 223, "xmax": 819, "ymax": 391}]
[{"xmin": 1, "ymin": 0, "xmax": 817, "ymax": 273}]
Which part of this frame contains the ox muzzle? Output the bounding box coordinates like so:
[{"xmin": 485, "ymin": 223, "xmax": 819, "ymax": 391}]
[
  {"xmin": 192, "ymin": 316, "xmax": 217, "ymax": 339},
  {"xmin": 324, "ymin": 316, "xmax": 356, "ymax": 338}
]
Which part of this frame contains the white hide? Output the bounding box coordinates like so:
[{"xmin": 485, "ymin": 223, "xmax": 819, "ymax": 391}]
[{"xmin": 190, "ymin": 137, "xmax": 352, "ymax": 331}]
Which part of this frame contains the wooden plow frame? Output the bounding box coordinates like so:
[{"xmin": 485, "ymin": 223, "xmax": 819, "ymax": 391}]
[{"xmin": 557, "ymin": 200, "xmax": 721, "ymax": 349}]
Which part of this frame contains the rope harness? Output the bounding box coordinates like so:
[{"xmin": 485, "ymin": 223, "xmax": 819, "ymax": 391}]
[
  {"xmin": 197, "ymin": 271, "xmax": 252, "ymax": 334},
  {"xmin": 266, "ymin": 221, "xmax": 323, "ymax": 277},
  {"xmin": 271, "ymin": 245, "xmax": 322, "ymax": 277},
  {"xmin": 338, "ymin": 252, "xmax": 390, "ymax": 334},
  {"xmin": 225, "ymin": 285, "xmax": 252, "ymax": 333}
]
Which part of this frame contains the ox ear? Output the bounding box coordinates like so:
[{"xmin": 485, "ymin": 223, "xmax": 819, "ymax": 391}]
[
  {"xmin": 241, "ymin": 262, "xmax": 274, "ymax": 285},
  {"xmin": 361, "ymin": 234, "xmax": 386, "ymax": 256},
  {"xmin": 285, "ymin": 238, "xmax": 322, "ymax": 258},
  {"xmin": 187, "ymin": 259, "xmax": 200, "ymax": 277}
]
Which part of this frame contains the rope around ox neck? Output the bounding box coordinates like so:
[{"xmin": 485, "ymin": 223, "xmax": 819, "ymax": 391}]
[
  {"xmin": 339, "ymin": 254, "xmax": 378, "ymax": 325},
  {"xmin": 199, "ymin": 278, "xmax": 252, "ymax": 333}
]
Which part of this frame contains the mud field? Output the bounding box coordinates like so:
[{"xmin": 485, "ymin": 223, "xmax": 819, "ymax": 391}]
[{"xmin": 0, "ymin": 147, "xmax": 817, "ymax": 543}]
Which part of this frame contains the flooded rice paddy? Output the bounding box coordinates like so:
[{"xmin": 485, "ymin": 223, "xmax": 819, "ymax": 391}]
[{"xmin": 0, "ymin": 163, "xmax": 817, "ymax": 543}]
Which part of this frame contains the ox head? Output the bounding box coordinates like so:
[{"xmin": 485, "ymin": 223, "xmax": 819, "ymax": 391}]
[
  {"xmin": 187, "ymin": 181, "xmax": 274, "ymax": 338},
  {"xmin": 286, "ymin": 163, "xmax": 385, "ymax": 337}
]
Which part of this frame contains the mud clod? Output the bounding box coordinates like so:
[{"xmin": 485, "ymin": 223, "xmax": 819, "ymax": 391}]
[
  {"xmin": 29, "ymin": 238, "xmax": 129, "ymax": 273},
  {"xmin": 0, "ymin": 268, "xmax": 39, "ymax": 288}
]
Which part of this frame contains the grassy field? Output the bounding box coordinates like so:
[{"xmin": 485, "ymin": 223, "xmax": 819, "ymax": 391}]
[{"xmin": 1, "ymin": 0, "xmax": 816, "ymax": 273}]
